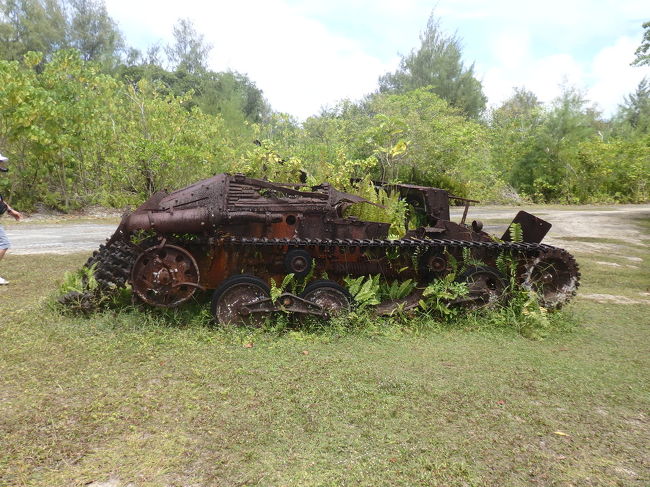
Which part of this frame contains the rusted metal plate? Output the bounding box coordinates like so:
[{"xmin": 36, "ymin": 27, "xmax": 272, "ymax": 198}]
[{"xmin": 501, "ymin": 210, "xmax": 552, "ymax": 244}]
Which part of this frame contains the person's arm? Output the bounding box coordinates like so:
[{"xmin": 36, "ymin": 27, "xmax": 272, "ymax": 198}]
[{"xmin": 6, "ymin": 204, "xmax": 22, "ymax": 221}]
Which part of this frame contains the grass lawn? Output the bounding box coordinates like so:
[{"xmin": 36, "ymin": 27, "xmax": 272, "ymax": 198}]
[{"xmin": 1, "ymin": 219, "xmax": 648, "ymax": 486}]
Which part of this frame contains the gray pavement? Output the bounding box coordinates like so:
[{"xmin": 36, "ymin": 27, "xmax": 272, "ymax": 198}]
[{"xmin": 4, "ymin": 222, "xmax": 116, "ymax": 255}]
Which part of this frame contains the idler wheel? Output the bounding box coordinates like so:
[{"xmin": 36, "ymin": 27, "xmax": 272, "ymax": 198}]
[
  {"xmin": 300, "ymin": 280, "xmax": 352, "ymax": 318},
  {"xmin": 522, "ymin": 248, "xmax": 579, "ymax": 309},
  {"xmin": 211, "ymin": 275, "xmax": 271, "ymax": 326},
  {"xmin": 131, "ymin": 244, "xmax": 200, "ymax": 308}
]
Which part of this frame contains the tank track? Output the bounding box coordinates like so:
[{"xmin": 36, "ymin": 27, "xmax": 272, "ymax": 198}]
[
  {"xmin": 224, "ymin": 236, "xmax": 551, "ymax": 253},
  {"xmin": 84, "ymin": 239, "xmax": 139, "ymax": 290},
  {"xmin": 63, "ymin": 235, "xmax": 580, "ymax": 310},
  {"xmin": 223, "ymin": 236, "xmax": 580, "ymax": 309},
  {"xmin": 58, "ymin": 239, "xmax": 139, "ymax": 309}
]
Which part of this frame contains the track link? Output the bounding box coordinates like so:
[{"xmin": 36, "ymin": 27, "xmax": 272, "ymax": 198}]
[{"xmin": 85, "ymin": 239, "xmax": 139, "ymax": 290}]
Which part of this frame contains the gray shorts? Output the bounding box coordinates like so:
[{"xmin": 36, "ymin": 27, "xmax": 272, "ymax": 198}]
[{"xmin": 0, "ymin": 225, "xmax": 11, "ymax": 250}]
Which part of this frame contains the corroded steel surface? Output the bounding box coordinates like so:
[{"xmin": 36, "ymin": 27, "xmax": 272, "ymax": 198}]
[
  {"xmin": 69, "ymin": 172, "xmax": 580, "ymax": 321},
  {"xmin": 131, "ymin": 244, "xmax": 201, "ymax": 307}
]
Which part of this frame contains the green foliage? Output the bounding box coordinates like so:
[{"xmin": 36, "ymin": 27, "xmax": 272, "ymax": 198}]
[
  {"xmin": 381, "ymin": 279, "xmax": 416, "ymax": 301},
  {"xmin": 164, "ymin": 18, "xmax": 212, "ymax": 74},
  {"xmin": 0, "ymin": 50, "xmax": 238, "ymax": 209},
  {"xmin": 419, "ymin": 274, "xmax": 468, "ymax": 319},
  {"xmin": 269, "ymin": 273, "xmax": 295, "ymax": 304},
  {"xmin": 489, "ymin": 84, "xmax": 648, "ymax": 204},
  {"xmin": 632, "ymin": 21, "xmax": 650, "ymax": 67},
  {"xmin": 56, "ymin": 262, "xmax": 116, "ymax": 313},
  {"xmin": 0, "ymin": 0, "xmax": 124, "ymax": 66},
  {"xmin": 363, "ymin": 113, "xmax": 409, "ymax": 182},
  {"xmin": 343, "ymin": 176, "xmax": 408, "ymax": 237},
  {"xmin": 343, "ymin": 275, "xmax": 381, "ymax": 310},
  {"xmin": 280, "ymin": 88, "xmax": 500, "ymax": 201},
  {"xmin": 59, "ymin": 263, "xmax": 98, "ymax": 294},
  {"xmin": 370, "ymin": 89, "xmax": 500, "ymax": 200},
  {"xmin": 130, "ymin": 229, "xmax": 156, "ymax": 245},
  {"xmin": 233, "ymin": 140, "xmax": 305, "ymax": 183},
  {"xmin": 459, "ymin": 247, "xmax": 485, "ymax": 273},
  {"xmin": 509, "ymin": 223, "xmax": 523, "ymax": 243},
  {"xmin": 0, "ymin": 3, "xmax": 647, "ymax": 210},
  {"xmin": 616, "ymin": 78, "xmax": 650, "ymax": 135},
  {"xmin": 495, "ymin": 252, "xmax": 516, "ymax": 280}
]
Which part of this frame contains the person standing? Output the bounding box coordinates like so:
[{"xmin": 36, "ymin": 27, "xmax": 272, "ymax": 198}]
[{"xmin": 0, "ymin": 153, "xmax": 23, "ymax": 285}]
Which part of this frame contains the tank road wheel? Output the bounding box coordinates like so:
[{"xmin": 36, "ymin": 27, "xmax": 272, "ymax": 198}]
[
  {"xmin": 459, "ymin": 265, "xmax": 508, "ymax": 308},
  {"xmin": 211, "ymin": 275, "xmax": 271, "ymax": 327},
  {"xmin": 522, "ymin": 248, "xmax": 580, "ymax": 309},
  {"xmin": 300, "ymin": 280, "xmax": 352, "ymax": 319},
  {"xmin": 131, "ymin": 244, "xmax": 200, "ymax": 308}
]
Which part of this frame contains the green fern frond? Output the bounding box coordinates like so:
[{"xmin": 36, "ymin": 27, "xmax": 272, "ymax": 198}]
[{"xmin": 509, "ymin": 223, "xmax": 523, "ymax": 243}]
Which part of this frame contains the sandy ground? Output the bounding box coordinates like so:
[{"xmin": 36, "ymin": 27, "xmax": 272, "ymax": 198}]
[
  {"xmin": 3, "ymin": 204, "xmax": 649, "ymax": 256},
  {"xmin": 451, "ymin": 204, "xmax": 650, "ymax": 253}
]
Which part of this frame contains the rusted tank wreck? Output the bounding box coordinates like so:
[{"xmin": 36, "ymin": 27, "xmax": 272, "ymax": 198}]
[{"xmin": 73, "ymin": 173, "xmax": 579, "ymax": 323}]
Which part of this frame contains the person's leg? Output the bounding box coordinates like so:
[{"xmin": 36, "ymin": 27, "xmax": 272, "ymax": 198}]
[{"xmin": 0, "ymin": 225, "xmax": 10, "ymax": 284}]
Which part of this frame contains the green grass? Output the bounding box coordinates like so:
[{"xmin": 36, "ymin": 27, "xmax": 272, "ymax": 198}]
[{"xmin": 1, "ymin": 228, "xmax": 649, "ymax": 486}]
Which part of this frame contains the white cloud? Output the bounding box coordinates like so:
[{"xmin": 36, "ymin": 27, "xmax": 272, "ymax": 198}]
[
  {"xmin": 588, "ymin": 36, "xmax": 646, "ymax": 113},
  {"xmin": 528, "ymin": 54, "xmax": 586, "ymax": 101},
  {"xmin": 480, "ymin": 33, "xmax": 648, "ymax": 116},
  {"xmin": 105, "ymin": 0, "xmax": 396, "ymax": 119},
  {"xmin": 105, "ymin": 0, "xmax": 649, "ymax": 119}
]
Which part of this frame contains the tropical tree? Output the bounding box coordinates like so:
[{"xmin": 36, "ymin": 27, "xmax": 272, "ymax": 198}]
[
  {"xmin": 369, "ymin": 89, "xmax": 496, "ymax": 197},
  {"xmin": 0, "ymin": 0, "xmax": 123, "ymax": 65},
  {"xmin": 378, "ymin": 14, "xmax": 487, "ymax": 119},
  {"xmin": 632, "ymin": 21, "xmax": 650, "ymax": 67},
  {"xmin": 0, "ymin": 0, "xmax": 67, "ymax": 61},
  {"xmin": 65, "ymin": 0, "xmax": 124, "ymax": 65},
  {"xmin": 510, "ymin": 86, "xmax": 604, "ymax": 202},
  {"xmin": 165, "ymin": 18, "xmax": 212, "ymax": 74},
  {"xmin": 489, "ymin": 88, "xmax": 544, "ymax": 186},
  {"xmin": 0, "ymin": 50, "xmax": 240, "ymax": 209},
  {"xmin": 616, "ymin": 77, "xmax": 650, "ymax": 134}
]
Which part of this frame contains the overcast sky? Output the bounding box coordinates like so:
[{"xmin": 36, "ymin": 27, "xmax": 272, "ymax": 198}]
[{"xmin": 104, "ymin": 0, "xmax": 649, "ymax": 120}]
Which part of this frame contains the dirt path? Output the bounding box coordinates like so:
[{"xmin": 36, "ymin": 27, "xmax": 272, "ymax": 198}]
[
  {"xmin": 4, "ymin": 204, "xmax": 649, "ymax": 256},
  {"xmin": 451, "ymin": 204, "xmax": 649, "ymax": 253}
]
